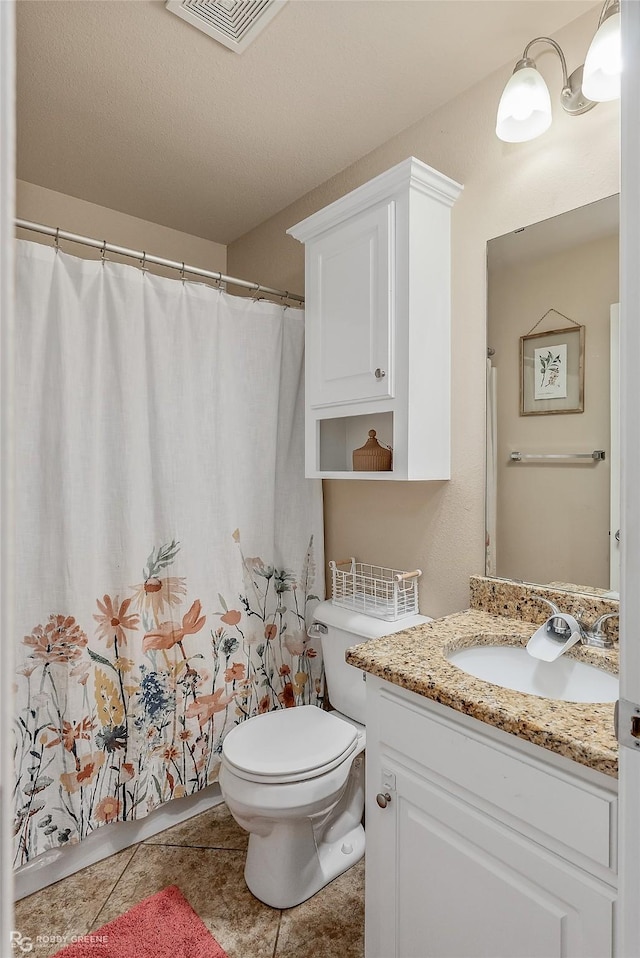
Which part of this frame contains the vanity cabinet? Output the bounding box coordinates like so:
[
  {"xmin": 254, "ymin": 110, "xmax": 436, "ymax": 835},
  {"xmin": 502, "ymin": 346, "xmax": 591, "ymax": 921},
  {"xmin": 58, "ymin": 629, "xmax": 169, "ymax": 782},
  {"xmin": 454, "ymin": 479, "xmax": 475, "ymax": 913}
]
[
  {"xmin": 287, "ymin": 157, "xmax": 462, "ymax": 480},
  {"xmin": 365, "ymin": 676, "xmax": 618, "ymax": 958}
]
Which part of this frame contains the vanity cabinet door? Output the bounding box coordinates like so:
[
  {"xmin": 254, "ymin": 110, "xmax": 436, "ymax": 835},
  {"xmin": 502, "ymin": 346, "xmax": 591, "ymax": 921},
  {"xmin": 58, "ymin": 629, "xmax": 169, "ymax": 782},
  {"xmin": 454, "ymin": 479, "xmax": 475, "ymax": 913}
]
[
  {"xmin": 305, "ymin": 201, "xmax": 394, "ymax": 409},
  {"xmin": 366, "ymin": 761, "xmax": 615, "ymax": 958}
]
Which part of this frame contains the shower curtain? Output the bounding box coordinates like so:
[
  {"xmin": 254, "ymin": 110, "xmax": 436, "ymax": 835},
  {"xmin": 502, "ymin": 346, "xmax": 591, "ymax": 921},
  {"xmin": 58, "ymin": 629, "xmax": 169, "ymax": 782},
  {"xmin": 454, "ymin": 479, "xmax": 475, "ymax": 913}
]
[{"xmin": 13, "ymin": 240, "xmax": 324, "ymax": 866}]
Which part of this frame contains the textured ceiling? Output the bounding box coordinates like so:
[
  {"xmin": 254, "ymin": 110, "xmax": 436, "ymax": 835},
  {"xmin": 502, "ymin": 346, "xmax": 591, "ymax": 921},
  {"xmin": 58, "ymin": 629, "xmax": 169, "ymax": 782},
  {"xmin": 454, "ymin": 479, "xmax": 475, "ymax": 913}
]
[{"xmin": 16, "ymin": 0, "xmax": 597, "ymax": 245}]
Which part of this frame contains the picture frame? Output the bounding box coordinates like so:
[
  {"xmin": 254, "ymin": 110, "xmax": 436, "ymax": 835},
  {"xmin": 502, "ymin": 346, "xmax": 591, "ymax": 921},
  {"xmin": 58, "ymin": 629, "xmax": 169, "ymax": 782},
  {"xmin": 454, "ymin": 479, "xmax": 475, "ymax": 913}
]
[{"xmin": 520, "ymin": 325, "xmax": 585, "ymax": 416}]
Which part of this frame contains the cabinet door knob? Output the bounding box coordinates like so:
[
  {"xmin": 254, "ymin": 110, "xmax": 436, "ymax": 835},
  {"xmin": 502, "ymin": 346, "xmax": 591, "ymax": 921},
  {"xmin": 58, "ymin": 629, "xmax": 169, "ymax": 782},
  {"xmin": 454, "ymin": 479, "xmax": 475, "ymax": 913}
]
[
  {"xmin": 376, "ymin": 792, "xmax": 392, "ymax": 808},
  {"xmin": 374, "ymin": 368, "xmax": 386, "ymax": 379}
]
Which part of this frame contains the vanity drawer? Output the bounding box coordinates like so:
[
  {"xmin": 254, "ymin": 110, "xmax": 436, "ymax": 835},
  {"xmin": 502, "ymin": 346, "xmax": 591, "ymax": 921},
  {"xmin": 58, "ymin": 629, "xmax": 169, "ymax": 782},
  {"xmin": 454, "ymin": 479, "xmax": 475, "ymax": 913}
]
[{"xmin": 377, "ymin": 685, "xmax": 617, "ymax": 872}]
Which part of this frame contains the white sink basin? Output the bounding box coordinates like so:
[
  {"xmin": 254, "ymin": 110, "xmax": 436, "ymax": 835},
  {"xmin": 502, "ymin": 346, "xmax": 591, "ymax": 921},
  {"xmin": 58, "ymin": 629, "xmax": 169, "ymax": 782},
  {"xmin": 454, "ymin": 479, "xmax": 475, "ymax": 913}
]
[{"xmin": 446, "ymin": 644, "xmax": 618, "ymax": 703}]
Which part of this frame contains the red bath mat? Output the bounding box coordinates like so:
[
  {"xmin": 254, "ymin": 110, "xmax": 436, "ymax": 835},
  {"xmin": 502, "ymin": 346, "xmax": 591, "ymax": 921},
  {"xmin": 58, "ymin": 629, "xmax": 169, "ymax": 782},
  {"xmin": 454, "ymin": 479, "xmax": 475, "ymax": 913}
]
[{"xmin": 52, "ymin": 885, "xmax": 228, "ymax": 958}]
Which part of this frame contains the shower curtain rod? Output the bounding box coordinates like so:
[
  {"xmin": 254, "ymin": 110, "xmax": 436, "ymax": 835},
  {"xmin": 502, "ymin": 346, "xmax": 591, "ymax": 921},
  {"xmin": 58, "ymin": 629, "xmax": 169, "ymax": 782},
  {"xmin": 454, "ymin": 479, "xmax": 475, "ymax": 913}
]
[{"xmin": 15, "ymin": 218, "xmax": 305, "ymax": 304}]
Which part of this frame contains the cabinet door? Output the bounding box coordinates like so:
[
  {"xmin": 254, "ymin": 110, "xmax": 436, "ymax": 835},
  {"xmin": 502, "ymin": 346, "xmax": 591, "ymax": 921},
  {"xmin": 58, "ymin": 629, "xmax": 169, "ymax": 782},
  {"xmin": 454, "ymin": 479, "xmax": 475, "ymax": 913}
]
[
  {"xmin": 306, "ymin": 202, "xmax": 394, "ymax": 408},
  {"xmin": 366, "ymin": 763, "xmax": 615, "ymax": 958}
]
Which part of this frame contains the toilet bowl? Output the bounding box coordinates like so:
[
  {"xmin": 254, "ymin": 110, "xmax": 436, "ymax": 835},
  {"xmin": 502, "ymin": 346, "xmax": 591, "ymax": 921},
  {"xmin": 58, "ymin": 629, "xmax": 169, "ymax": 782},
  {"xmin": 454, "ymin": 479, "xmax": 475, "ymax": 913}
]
[{"xmin": 219, "ymin": 600, "xmax": 430, "ymax": 908}]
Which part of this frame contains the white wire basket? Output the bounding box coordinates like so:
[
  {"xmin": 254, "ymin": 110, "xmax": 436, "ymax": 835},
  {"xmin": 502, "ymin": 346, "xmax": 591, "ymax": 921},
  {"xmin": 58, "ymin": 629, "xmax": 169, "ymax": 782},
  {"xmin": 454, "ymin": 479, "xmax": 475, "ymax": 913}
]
[{"xmin": 329, "ymin": 558, "xmax": 422, "ymax": 621}]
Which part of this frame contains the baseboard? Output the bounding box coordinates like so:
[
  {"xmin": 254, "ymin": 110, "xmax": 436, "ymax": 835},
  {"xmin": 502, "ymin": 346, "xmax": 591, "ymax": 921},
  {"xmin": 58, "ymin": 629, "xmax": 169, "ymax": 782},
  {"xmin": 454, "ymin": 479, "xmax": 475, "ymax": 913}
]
[{"xmin": 14, "ymin": 783, "xmax": 224, "ymax": 900}]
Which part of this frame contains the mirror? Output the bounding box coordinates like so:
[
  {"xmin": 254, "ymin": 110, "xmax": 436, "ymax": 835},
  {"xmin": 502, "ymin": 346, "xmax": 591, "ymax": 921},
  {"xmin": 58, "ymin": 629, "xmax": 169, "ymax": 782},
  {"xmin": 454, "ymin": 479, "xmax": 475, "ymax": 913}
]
[{"xmin": 486, "ymin": 195, "xmax": 620, "ymax": 597}]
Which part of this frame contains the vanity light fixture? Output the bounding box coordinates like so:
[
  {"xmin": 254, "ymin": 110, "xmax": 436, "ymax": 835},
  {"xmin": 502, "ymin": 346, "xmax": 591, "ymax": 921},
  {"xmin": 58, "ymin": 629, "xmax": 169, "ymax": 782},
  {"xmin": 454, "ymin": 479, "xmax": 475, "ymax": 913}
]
[{"xmin": 496, "ymin": 0, "xmax": 621, "ymax": 143}]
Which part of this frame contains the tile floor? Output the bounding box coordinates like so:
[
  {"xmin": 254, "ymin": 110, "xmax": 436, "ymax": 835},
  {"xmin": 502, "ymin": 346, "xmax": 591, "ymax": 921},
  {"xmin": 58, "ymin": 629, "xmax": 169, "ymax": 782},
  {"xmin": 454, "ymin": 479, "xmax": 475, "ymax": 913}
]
[{"xmin": 13, "ymin": 803, "xmax": 365, "ymax": 958}]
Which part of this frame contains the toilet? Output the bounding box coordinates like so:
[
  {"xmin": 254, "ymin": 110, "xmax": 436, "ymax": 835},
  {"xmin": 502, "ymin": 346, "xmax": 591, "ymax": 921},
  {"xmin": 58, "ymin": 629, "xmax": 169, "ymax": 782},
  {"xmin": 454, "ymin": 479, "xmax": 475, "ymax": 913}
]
[{"xmin": 219, "ymin": 599, "xmax": 430, "ymax": 908}]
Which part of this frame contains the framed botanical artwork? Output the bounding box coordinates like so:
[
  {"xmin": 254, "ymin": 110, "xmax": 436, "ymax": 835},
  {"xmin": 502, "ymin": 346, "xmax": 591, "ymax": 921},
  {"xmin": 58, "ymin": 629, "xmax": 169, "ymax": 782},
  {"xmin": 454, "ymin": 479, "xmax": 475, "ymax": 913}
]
[{"xmin": 520, "ymin": 325, "xmax": 585, "ymax": 416}]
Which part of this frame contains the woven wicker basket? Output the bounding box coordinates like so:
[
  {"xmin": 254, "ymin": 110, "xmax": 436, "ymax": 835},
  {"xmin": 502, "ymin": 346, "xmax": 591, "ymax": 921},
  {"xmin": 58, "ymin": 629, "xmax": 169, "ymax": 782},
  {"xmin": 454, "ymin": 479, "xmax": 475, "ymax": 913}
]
[{"xmin": 352, "ymin": 429, "xmax": 392, "ymax": 472}]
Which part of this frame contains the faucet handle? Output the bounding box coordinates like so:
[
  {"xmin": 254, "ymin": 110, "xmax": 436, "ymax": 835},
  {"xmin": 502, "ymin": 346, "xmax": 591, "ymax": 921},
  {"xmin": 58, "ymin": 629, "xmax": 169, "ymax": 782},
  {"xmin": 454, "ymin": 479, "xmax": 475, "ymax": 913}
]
[
  {"xmin": 590, "ymin": 612, "xmax": 619, "ymax": 639},
  {"xmin": 577, "ymin": 611, "xmax": 618, "ymax": 648}
]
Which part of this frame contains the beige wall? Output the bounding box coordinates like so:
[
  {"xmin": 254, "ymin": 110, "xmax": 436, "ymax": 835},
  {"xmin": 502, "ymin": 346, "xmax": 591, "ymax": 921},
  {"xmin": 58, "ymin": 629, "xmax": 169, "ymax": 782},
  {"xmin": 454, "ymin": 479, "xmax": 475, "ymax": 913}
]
[
  {"xmin": 228, "ymin": 10, "xmax": 620, "ymax": 618},
  {"xmin": 16, "ymin": 180, "xmax": 227, "ymax": 279},
  {"xmin": 489, "ymin": 233, "xmax": 619, "ymax": 589}
]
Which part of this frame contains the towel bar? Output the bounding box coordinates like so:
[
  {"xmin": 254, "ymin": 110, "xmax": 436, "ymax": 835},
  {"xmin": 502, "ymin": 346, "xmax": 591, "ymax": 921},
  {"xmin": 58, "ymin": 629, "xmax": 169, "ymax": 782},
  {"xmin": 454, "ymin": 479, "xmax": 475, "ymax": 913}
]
[{"xmin": 509, "ymin": 450, "xmax": 606, "ymax": 462}]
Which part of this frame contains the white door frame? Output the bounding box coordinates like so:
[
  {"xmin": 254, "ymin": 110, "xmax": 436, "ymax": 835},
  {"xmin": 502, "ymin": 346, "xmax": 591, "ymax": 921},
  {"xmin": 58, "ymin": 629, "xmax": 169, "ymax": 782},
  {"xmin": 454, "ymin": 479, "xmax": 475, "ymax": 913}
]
[
  {"xmin": 0, "ymin": 0, "xmax": 16, "ymax": 950},
  {"xmin": 617, "ymin": 1, "xmax": 640, "ymax": 955},
  {"xmin": 610, "ymin": 305, "xmax": 620, "ymax": 593}
]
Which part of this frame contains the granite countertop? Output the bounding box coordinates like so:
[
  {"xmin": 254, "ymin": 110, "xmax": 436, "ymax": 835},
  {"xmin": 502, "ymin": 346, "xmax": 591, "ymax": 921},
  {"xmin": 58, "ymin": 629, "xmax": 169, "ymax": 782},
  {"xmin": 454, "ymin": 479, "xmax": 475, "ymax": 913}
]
[{"xmin": 346, "ymin": 608, "xmax": 619, "ymax": 778}]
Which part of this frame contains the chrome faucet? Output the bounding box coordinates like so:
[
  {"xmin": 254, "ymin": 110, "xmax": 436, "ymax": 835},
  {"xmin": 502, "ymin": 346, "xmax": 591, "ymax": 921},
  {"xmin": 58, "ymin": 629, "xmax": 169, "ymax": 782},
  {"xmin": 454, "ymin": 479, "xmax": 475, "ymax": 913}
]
[
  {"xmin": 536, "ymin": 597, "xmax": 574, "ymax": 639},
  {"xmin": 535, "ymin": 597, "xmax": 618, "ymax": 649}
]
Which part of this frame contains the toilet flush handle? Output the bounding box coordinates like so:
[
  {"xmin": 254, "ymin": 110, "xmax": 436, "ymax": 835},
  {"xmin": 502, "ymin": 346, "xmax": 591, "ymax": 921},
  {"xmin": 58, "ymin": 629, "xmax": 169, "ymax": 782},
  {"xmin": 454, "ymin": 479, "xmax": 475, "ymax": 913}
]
[
  {"xmin": 307, "ymin": 622, "xmax": 327, "ymax": 639},
  {"xmin": 376, "ymin": 792, "xmax": 392, "ymax": 809}
]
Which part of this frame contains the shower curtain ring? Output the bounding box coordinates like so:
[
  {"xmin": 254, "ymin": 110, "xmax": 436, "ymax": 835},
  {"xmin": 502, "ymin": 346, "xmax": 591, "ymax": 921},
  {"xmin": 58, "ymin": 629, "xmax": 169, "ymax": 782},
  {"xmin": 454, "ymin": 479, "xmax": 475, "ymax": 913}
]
[
  {"xmin": 180, "ymin": 262, "xmax": 186, "ymax": 283},
  {"xmin": 54, "ymin": 227, "xmax": 60, "ymax": 252},
  {"xmin": 252, "ymin": 283, "xmax": 262, "ymax": 301},
  {"xmin": 141, "ymin": 251, "xmax": 147, "ymax": 272},
  {"xmin": 101, "ymin": 240, "xmax": 107, "ymax": 264}
]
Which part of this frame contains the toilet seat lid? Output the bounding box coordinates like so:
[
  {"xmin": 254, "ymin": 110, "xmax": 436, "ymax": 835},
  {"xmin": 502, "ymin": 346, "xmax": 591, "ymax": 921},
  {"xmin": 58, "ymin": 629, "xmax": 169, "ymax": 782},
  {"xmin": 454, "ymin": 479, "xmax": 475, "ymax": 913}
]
[{"xmin": 222, "ymin": 705, "xmax": 358, "ymax": 783}]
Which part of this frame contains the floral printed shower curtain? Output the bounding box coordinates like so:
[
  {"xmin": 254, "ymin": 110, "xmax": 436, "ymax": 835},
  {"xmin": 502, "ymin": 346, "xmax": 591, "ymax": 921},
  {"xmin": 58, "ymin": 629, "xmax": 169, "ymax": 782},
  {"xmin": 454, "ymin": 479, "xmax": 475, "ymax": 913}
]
[{"xmin": 13, "ymin": 241, "xmax": 324, "ymax": 866}]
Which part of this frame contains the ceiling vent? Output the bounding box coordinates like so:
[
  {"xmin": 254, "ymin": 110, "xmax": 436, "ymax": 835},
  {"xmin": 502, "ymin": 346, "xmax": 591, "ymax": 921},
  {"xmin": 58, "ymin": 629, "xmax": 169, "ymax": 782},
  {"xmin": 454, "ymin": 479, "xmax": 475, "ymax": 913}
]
[{"xmin": 166, "ymin": 0, "xmax": 287, "ymax": 54}]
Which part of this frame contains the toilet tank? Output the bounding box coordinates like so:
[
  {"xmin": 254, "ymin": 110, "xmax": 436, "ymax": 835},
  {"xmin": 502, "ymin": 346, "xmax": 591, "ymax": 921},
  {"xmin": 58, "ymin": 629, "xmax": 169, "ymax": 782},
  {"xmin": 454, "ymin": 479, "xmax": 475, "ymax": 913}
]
[{"xmin": 310, "ymin": 601, "xmax": 431, "ymax": 725}]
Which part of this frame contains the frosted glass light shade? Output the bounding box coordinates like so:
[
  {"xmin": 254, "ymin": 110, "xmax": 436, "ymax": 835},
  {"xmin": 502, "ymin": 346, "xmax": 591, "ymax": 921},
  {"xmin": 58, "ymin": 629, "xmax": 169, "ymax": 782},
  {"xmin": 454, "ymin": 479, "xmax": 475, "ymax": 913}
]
[
  {"xmin": 582, "ymin": 10, "xmax": 621, "ymax": 101},
  {"xmin": 496, "ymin": 67, "xmax": 552, "ymax": 142}
]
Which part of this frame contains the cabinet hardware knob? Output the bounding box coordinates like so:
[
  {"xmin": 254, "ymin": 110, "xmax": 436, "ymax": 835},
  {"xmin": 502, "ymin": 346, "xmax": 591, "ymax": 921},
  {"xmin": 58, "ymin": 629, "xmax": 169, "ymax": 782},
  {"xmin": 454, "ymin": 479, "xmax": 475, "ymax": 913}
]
[
  {"xmin": 376, "ymin": 792, "xmax": 392, "ymax": 808},
  {"xmin": 374, "ymin": 368, "xmax": 386, "ymax": 379}
]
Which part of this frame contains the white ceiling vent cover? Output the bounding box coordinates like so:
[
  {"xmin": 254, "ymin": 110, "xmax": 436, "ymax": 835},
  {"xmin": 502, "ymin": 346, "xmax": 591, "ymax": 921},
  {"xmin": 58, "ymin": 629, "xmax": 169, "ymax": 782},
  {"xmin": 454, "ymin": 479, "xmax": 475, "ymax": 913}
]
[{"xmin": 166, "ymin": 0, "xmax": 287, "ymax": 54}]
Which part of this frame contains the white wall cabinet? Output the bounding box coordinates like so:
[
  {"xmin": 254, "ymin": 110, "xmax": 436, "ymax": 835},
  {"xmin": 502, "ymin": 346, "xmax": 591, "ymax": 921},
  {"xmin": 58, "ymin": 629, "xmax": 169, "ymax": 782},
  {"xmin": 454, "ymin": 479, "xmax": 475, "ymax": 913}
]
[
  {"xmin": 365, "ymin": 676, "xmax": 618, "ymax": 958},
  {"xmin": 288, "ymin": 158, "xmax": 462, "ymax": 480},
  {"xmin": 305, "ymin": 201, "xmax": 393, "ymax": 409}
]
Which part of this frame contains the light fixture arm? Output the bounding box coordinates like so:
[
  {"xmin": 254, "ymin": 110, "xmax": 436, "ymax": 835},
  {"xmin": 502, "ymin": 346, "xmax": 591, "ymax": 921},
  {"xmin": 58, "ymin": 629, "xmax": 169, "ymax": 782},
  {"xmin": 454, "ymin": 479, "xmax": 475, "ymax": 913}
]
[
  {"xmin": 521, "ymin": 37, "xmax": 569, "ymax": 89},
  {"xmin": 514, "ymin": 36, "xmax": 596, "ymax": 116}
]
